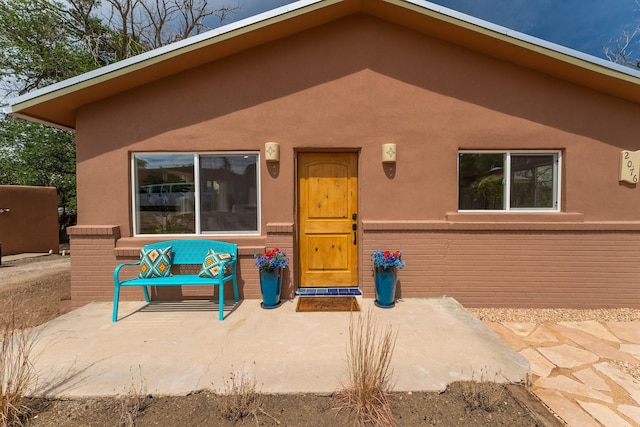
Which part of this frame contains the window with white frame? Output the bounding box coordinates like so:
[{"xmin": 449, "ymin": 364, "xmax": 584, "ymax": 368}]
[
  {"xmin": 458, "ymin": 151, "xmax": 560, "ymax": 211},
  {"xmin": 133, "ymin": 152, "xmax": 259, "ymax": 235}
]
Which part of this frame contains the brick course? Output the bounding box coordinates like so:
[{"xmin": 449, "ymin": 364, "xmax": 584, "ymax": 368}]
[
  {"xmin": 362, "ymin": 221, "xmax": 640, "ymax": 307},
  {"xmin": 67, "ymin": 221, "xmax": 640, "ymax": 309}
]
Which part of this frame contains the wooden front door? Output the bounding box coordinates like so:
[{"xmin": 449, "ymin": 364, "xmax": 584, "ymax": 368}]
[{"xmin": 298, "ymin": 152, "xmax": 358, "ymax": 287}]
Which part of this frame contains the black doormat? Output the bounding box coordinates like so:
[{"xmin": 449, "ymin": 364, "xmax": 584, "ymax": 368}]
[{"xmin": 296, "ymin": 296, "xmax": 360, "ymax": 312}]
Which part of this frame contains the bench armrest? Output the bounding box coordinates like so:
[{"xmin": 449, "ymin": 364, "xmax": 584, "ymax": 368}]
[
  {"xmin": 114, "ymin": 261, "xmax": 141, "ymax": 285},
  {"xmin": 223, "ymin": 253, "xmax": 238, "ymax": 268},
  {"xmin": 222, "ymin": 253, "xmax": 237, "ymax": 264}
]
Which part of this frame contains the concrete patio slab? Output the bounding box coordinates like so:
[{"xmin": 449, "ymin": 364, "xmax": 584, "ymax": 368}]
[{"xmin": 23, "ymin": 297, "xmax": 529, "ymax": 398}]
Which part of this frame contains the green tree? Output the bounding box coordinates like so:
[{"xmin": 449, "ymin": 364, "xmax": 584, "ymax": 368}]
[
  {"xmin": 0, "ymin": 0, "xmax": 239, "ymax": 213},
  {"xmin": 0, "ymin": 0, "xmax": 102, "ymax": 96},
  {"xmin": 0, "ymin": 0, "xmax": 102, "ymax": 212},
  {"xmin": 0, "ymin": 115, "xmax": 76, "ymax": 209}
]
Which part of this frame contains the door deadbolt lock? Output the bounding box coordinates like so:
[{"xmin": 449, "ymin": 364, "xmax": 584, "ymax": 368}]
[{"xmin": 352, "ymin": 213, "xmax": 357, "ymax": 220}]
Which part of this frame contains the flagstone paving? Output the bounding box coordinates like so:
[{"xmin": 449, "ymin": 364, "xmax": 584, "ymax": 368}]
[{"xmin": 486, "ymin": 320, "xmax": 640, "ymax": 426}]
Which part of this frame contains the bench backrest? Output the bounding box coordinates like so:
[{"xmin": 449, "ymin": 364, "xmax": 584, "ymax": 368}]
[{"xmin": 143, "ymin": 240, "xmax": 237, "ymax": 265}]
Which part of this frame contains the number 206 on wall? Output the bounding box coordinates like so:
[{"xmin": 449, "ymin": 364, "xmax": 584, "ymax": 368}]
[{"xmin": 620, "ymin": 150, "xmax": 640, "ymax": 184}]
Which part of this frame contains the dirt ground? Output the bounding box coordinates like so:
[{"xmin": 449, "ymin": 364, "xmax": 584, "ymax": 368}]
[{"xmin": 0, "ymin": 254, "xmax": 558, "ymax": 426}]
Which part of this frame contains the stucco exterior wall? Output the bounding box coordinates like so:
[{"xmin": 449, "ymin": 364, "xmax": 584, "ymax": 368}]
[
  {"xmin": 69, "ymin": 14, "xmax": 640, "ymax": 308},
  {"xmin": 0, "ymin": 185, "xmax": 59, "ymax": 256}
]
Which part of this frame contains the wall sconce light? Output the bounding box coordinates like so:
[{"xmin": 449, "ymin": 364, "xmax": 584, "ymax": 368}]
[
  {"xmin": 382, "ymin": 143, "xmax": 397, "ymax": 163},
  {"xmin": 265, "ymin": 142, "xmax": 280, "ymax": 162}
]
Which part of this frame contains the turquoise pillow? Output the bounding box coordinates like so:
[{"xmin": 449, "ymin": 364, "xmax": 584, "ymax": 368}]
[
  {"xmin": 199, "ymin": 249, "xmax": 233, "ymax": 278},
  {"xmin": 138, "ymin": 246, "xmax": 173, "ymax": 278}
]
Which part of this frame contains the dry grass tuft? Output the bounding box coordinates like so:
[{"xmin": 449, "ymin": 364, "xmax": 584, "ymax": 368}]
[
  {"xmin": 218, "ymin": 369, "xmax": 261, "ymax": 422},
  {"xmin": 117, "ymin": 366, "xmax": 151, "ymax": 427},
  {"xmin": 460, "ymin": 368, "xmax": 506, "ymax": 412},
  {"xmin": 217, "ymin": 366, "xmax": 279, "ymax": 425},
  {"xmin": 0, "ymin": 307, "xmax": 38, "ymax": 427},
  {"xmin": 334, "ymin": 309, "xmax": 397, "ymax": 426}
]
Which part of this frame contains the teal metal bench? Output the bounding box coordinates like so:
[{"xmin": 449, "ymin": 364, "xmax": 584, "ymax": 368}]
[{"xmin": 113, "ymin": 239, "xmax": 239, "ymax": 321}]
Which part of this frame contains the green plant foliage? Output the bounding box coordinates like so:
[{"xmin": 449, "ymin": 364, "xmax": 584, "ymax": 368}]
[
  {"xmin": 0, "ymin": 0, "xmax": 240, "ymax": 216},
  {"xmin": 0, "ymin": 0, "xmax": 108, "ymax": 213},
  {"xmin": 0, "ymin": 115, "xmax": 77, "ymax": 211},
  {"xmin": 0, "ymin": 0, "xmax": 102, "ymax": 96}
]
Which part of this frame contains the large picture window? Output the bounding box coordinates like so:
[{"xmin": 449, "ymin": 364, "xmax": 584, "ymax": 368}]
[
  {"xmin": 458, "ymin": 151, "xmax": 560, "ymax": 211},
  {"xmin": 133, "ymin": 152, "xmax": 259, "ymax": 235}
]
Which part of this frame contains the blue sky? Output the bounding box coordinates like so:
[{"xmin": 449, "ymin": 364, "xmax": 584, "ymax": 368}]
[
  {"xmin": 222, "ymin": 0, "xmax": 640, "ymax": 61},
  {"xmin": 427, "ymin": 0, "xmax": 640, "ymax": 59}
]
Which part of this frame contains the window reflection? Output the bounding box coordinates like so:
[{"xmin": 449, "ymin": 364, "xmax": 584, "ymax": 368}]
[
  {"xmin": 133, "ymin": 153, "xmax": 259, "ymax": 234},
  {"xmin": 510, "ymin": 156, "xmax": 554, "ymax": 208},
  {"xmin": 199, "ymin": 155, "xmax": 258, "ymax": 232},
  {"xmin": 458, "ymin": 152, "xmax": 559, "ymax": 211},
  {"xmin": 134, "ymin": 154, "xmax": 195, "ymax": 234},
  {"xmin": 458, "ymin": 153, "xmax": 505, "ymax": 210}
]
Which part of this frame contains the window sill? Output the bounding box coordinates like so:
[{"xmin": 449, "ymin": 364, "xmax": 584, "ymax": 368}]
[
  {"xmin": 446, "ymin": 212, "xmax": 584, "ymax": 222},
  {"xmin": 362, "ymin": 216, "xmax": 640, "ymax": 232},
  {"xmin": 114, "ymin": 236, "xmax": 266, "ymax": 257}
]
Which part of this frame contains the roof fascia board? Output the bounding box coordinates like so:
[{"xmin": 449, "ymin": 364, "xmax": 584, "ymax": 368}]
[
  {"xmin": 5, "ymin": 0, "xmax": 340, "ymax": 113},
  {"xmin": 399, "ymin": 0, "xmax": 640, "ymax": 84},
  {"xmin": 7, "ymin": 112, "xmax": 75, "ymax": 132},
  {"xmin": 5, "ymin": 0, "xmax": 640, "ymax": 125}
]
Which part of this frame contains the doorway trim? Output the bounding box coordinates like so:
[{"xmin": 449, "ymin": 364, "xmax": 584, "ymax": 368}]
[{"xmin": 295, "ymin": 150, "xmax": 360, "ymax": 289}]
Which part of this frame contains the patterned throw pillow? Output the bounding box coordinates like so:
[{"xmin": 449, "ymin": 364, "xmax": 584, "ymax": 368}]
[
  {"xmin": 199, "ymin": 249, "xmax": 234, "ymax": 278},
  {"xmin": 138, "ymin": 246, "xmax": 173, "ymax": 278}
]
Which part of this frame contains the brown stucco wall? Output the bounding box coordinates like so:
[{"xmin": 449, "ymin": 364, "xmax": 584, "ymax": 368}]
[
  {"xmin": 69, "ymin": 14, "xmax": 640, "ymax": 308},
  {"xmin": 0, "ymin": 185, "xmax": 59, "ymax": 256}
]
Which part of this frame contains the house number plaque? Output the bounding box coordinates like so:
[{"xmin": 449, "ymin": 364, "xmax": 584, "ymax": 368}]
[{"xmin": 620, "ymin": 150, "xmax": 640, "ymax": 184}]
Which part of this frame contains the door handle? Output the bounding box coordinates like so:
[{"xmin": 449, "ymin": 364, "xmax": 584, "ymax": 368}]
[{"xmin": 352, "ymin": 223, "xmax": 357, "ymax": 245}]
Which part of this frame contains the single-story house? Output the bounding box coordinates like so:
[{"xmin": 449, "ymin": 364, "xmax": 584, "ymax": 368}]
[{"xmin": 4, "ymin": 0, "xmax": 640, "ymax": 309}]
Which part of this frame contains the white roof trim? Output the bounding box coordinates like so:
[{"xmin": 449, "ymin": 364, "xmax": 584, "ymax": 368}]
[
  {"xmin": 2, "ymin": 0, "xmax": 332, "ymax": 112},
  {"xmin": 414, "ymin": 0, "xmax": 640, "ymax": 79},
  {"xmin": 4, "ymin": 0, "xmax": 640, "ymax": 116}
]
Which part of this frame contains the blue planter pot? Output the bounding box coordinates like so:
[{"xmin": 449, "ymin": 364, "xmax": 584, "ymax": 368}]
[
  {"xmin": 374, "ymin": 266, "xmax": 397, "ymax": 308},
  {"xmin": 260, "ymin": 268, "xmax": 282, "ymax": 308}
]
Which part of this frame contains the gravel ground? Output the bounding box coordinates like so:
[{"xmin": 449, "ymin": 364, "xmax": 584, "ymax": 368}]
[{"xmin": 468, "ymin": 307, "xmax": 640, "ymax": 323}]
